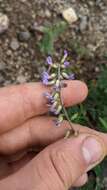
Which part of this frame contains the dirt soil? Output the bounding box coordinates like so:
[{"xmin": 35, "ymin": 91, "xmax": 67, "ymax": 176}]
[{"xmin": 0, "ymin": 0, "xmax": 107, "ymax": 86}]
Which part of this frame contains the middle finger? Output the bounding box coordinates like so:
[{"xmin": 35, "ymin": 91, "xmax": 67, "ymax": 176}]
[{"xmin": 0, "ymin": 116, "xmax": 107, "ymax": 155}]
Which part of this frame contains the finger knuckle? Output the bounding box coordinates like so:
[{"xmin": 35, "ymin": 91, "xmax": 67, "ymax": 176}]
[
  {"xmin": 49, "ymin": 147, "xmax": 73, "ymax": 189},
  {"xmin": 18, "ymin": 85, "xmax": 35, "ymax": 120}
]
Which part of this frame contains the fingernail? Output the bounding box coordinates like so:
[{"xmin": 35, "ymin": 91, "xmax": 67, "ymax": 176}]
[{"xmin": 82, "ymin": 137, "xmax": 103, "ymax": 165}]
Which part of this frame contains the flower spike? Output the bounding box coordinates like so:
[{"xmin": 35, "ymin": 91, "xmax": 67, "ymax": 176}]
[{"xmin": 42, "ymin": 51, "xmax": 75, "ymax": 135}]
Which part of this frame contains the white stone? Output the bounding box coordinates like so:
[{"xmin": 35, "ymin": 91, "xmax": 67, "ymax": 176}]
[
  {"xmin": 0, "ymin": 13, "xmax": 9, "ymax": 34},
  {"xmin": 62, "ymin": 7, "xmax": 78, "ymax": 24}
]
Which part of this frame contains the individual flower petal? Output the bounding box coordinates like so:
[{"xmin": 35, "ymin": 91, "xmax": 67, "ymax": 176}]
[
  {"xmin": 64, "ymin": 50, "xmax": 68, "ymax": 58},
  {"xmin": 53, "ymin": 120, "xmax": 61, "ymax": 127},
  {"xmin": 64, "ymin": 61, "xmax": 70, "ymax": 67},
  {"xmin": 69, "ymin": 73, "xmax": 75, "ymax": 80},
  {"xmin": 41, "ymin": 71, "xmax": 50, "ymax": 85},
  {"xmin": 42, "ymin": 78, "xmax": 49, "ymax": 85},
  {"xmin": 43, "ymin": 92, "xmax": 54, "ymax": 104},
  {"xmin": 61, "ymin": 50, "xmax": 68, "ymax": 63},
  {"xmin": 51, "ymin": 101, "xmax": 58, "ymax": 111},
  {"xmin": 43, "ymin": 92, "xmax": 52, "ymax": 99},
  {"xmin": 50, "ymin": 107, "xmax": 56, "ymax": 113},
  {"xmin": 42, "ymin": 71, "xmax": 49, "ymax": 80},
  {"xmin": 46, "ymin": 56, "xmax": 53, "ymax": 65}
]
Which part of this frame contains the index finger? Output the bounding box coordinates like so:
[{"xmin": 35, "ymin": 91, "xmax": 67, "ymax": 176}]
[{"xmin": 0, "ymin": 81, "xmax": 88, "ymax": 134}]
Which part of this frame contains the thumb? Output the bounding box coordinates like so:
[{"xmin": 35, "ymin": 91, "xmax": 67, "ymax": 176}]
[
  {"xmin": 0, "ymin": 133, "xmax": 106, "ymax": 190},
  {"xmin": 37, "ymin": 133, "xmax": 106, "ymax": 189}
]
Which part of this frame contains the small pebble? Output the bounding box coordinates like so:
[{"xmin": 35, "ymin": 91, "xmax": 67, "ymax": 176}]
[
  {"xmin": 0, "ymin": 13, "xmax": 9, "ymax": 34},
  {"xmin": 45, "ymin": 9, "xmax": 51, "ymax": 18},
  {"xmin": 95, "ymin": 67, "xmax": 100, "ymax": 72},
  {"xmin": 10, "ymin": 38, "xmax": 20, "ymax": 50},
  {"xmin": 62, "ymin": 7, "xmax": 78, "ymax": 24},
  {"xmin": 0, "ymin": 62, "xmax": 6, "ymax": 70},
  {"xmin": 18, "ymin": 31, "xmax": 31, "ymax": 42},
  {"xmin": 80, "ymin": 16, "xmax": 88, "ymax": 32},
  {"xmin": 6, "ymin": 49, "xmax": 12, "ymax": 56}
]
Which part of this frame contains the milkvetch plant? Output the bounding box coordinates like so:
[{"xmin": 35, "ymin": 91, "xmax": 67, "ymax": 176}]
[{"xmin": 41, "ymin": 50, "xmax": 77, "ymax": 137}]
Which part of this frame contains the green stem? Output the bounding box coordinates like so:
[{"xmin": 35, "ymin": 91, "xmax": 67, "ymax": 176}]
[{"xmin": 58, "ymin": 63, "xmax": 75, "ymax": 134}]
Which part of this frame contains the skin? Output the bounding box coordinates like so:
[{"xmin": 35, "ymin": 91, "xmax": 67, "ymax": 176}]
[{"xmin": 0, "ymin": 80, "xmax": 107, "ymax": 189}]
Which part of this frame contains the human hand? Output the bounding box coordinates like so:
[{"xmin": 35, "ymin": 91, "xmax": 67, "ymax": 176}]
[{"xmin": 0, "ymin": 81, "xmax": 107, "ymax": 190}]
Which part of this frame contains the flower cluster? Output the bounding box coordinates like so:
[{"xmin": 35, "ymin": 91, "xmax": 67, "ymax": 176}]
[{"xmin": 42, "ymin": 50, "xmax": 75, "ymax": 128}]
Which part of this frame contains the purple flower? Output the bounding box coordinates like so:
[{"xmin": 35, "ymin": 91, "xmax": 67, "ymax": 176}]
[
  {"xmin": 42, "ymin": 71, "xmax": 49, "ymax": 79},
  {"xmin": 53, "ymin": 119, "xmax": 61, "ymax": 127},
  {"xmin": 64, "ymin": 61, "xmax": 70, "ymax": 67},
  {"xmin": 46, "ymin": 56, "xmax": 53, "ymax": 65},
  {"xmin": 50, "ymin": 101, "xmax": 57, "ymax": 111},
  {"xmin": 64, "ymin": 50, "xmax": 68, "ymax": 58},
  {"xmin": 50, "ymin": 107, "xmax": 56, "ymax": 113},
  {"xmin": 53, "ymin": 115, "xmax": 63, "ymax": 127},
  {"xmin": 43, "ymin": 92, "xmax": 54, "ymax": 102},
  {"xmin": 42, "ymin": 71, "xmax": 50, "ymax": 85},
  {"xmin": 43, "ymin": 92, "xmax": 51, "ymax": 98},
  {"xmin": 69, "ymin": 73, "xmax": 75, "ymax": 80},
  {"xmin": 42, "ymin": 78, "xmax": 49, "ymax": 85}
]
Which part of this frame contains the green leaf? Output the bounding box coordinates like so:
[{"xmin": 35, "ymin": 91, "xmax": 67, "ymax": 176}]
[
  {"xmin": 71, "ymin": 113, "xmax": 79, "ymax": 121},
  {"xmin": 38, "ymin": 21, "xmax": 68, "ymax": 55},
  {"xmin": 39, "ymin": 30, "xmax": 54, "ymax": 54},
  {"xmin": 99, "ymin": 117, "xmax": 107, "ymax": 132},
  {"xmin": 80, "ymin": 165, "xmax": 103, "ymax": 190},
  {"xmin": 94, "ymin": 165, "xmax": 103, "ymax": 190},
  {"xmin": 94, "ymin": 165, "xmax": 102, "ymax": 177},
  {"xmin": 80, "ymin": 177, "xmax": 95, "ymax": 190}
]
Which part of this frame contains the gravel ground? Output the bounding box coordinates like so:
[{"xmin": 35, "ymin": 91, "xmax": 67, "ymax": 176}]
[{"xmin": 0, "ymin": 0, "xmax": 107, "ymax": 86}]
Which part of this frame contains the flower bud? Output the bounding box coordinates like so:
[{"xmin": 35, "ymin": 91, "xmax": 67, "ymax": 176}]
[
  {"xmin": 54, "ymin": 114, "xmax": 64, "ymax": 127},
  {"xmin": 53, "ymin": 92, "xmax": 59, "ymax": 100},
  {"xmin": 55, "ymin": 80, "xmax": 60, "ymax": 88},
  {"xmin": 58, "ymin": 114, "xmax": 64, "ymax": 123},
  {"xmin": 51, "ymin": 101, "xmax": 58, "ymax": 110},
  {"xmin": 61, "ymin": 64, "xmax": 66, "ymax": 69},
  {"xmin": 49, "ymin": 73, "xmax": 56, "ymax": 79},
  {"xmin": 64, "ymin": 61, "xmax": 70, "ymax": 67},
  {"xmin": 61, "ymin": 50, "xmax": 68, "ymax": 63},
  {"xmin": 55, "ymin": 105, "xmax": 62, "ymax": 115},
  {"xmin": 47, "ymin": 79, "xmax": 56, "ymax": 85},
  {"xmin": 52, "ymin": 64, "xmax": 58, "ymax": 68},
  {"xmin": 62, "ymin": 72, "xmax": 69, "ymax": 79}
]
